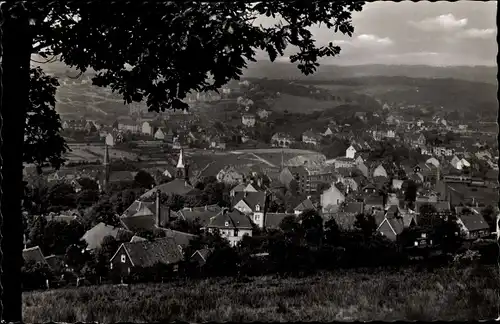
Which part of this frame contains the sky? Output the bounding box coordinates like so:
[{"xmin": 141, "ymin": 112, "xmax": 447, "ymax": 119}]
[{"xmin": 253, "ymin": 1, "xmax": 497, "ymax": 66}]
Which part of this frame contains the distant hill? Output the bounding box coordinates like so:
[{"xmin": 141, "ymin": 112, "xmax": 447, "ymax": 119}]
[{"xmin": 242, "ymin": 61, "xmax": 498, "ymax": 85}]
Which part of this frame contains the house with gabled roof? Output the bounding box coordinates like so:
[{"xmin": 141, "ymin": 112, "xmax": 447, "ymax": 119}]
[
  {"xmin": 456, "ymin": 213, "xmax": 490, "ymax": 240},
  {"xmin": 302, "ymin": 130, "xmax": 322, "ymax": 146},
  {"xmin": 110, "ymin": 237, "xmax": 184, "ymax": 277},
  {"xmin": 293, "ymin": 198, "xmax": 315, "ymax": 215},
  {"xmin": 377, "ymin": 217, "xmax": 404, "ymax": 241},
  {"xmin": 232, "ymin": 191, "xmax": 268, "ymax": 228},
  {"xmin": 204, "ymin": 209, "xmax": 253, "ymax": 247},
  {"xmin": 320, "ymin": 184, "xmax": 345, "ymax": 213},
  {"xmin": 271, "ymin": 132, "xmax": 295, "ymax": 148},
  {"xmin": 190, "ymin": 248, "xmax": 214, "ymax": 267}
]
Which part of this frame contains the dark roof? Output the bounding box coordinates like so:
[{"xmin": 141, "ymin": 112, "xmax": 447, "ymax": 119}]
[
  {"xmin": 265, "ymin": 213, "xmax": 294, "ymax": 229},
  {"xmin": 459, "ymin": 214, "xmax": 489, "ymax": 232},
  {"xmin": 191, "ymin": 248, "xmax": 213, "ymax": 264},
  {"xmin": 177, "ymin": 209, "xmax": 220, "ymax": 227},
  {"xmin": 386, "ymin": 205, "xmax": 399, "ymax": 215},
  {"xmin": 120, "ymin": 201, "xmax": 172, "ymax": 231},
  {"xmin": 374, "ymin": 211, "xmax": 386, "ymax": 226},
  {"xmin": 81, "ymin": 222, "xmax": 121, "ymax": 250},
  {"xmin": 342, "ymin": 202, "xmax": 364, "ymax": 214},
  {"xmin": 364, "ymin": 195, "xmax": 384, "ymax": 206},
  {"xmin": 231, "ymin": 191, "xmax": 267, "ymax": 211},
  {"xmin": 294, "ymin": 198, "xmax": 315, "ymax": 211},
  {"xmin": 206, "ymin": 209, "xmax": 253, "ymax": 230},
  {"xmin": 414, "ymin": 201, "xmax": 450, "ymax": 213},
  {"xmin": 141, "ymin": 178, "xmax": 194, "ymax": 199},
  {"xmin": 164, "ymin": 229, "xmax": 198, "ymax": 248},
  {"xmin": 119, "ymin": 237, "xmax": 184, "ymax": 267},
  {"xmin": 230, "ymin": 183, "xmax": 247, "ymax": 193},
  {"xmin": 23, "ymin": 246, "xmax": 47, "ymax": 264},
  {"xmin": 387, "ymin": 218, "xmax": 405, "ymax": 235}
]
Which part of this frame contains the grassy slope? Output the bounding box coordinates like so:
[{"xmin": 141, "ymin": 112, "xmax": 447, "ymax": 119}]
[{"xmin": 23, "ymin": 266, "xmax": 498, "ymax": 322}]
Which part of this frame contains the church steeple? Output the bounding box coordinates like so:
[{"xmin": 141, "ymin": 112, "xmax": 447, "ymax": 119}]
[
  {"xmin": 103, "ymin": 142, "xmax": 111, "ymax": 189},
  {"xmin": 176, "ymin": 148, "xmax": 185, "ymax": 169},
  {"xmin": 176, "ymin": 148, "xmax": 188, "ymax": 179}
]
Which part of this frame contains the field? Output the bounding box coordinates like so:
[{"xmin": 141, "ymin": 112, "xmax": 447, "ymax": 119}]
[
  {"xmin": 23, "ymin": 266, "xmax": 499, "ymax": 322},
  {"xmin": 65, "ymin": 144, "xmax": 140, "ymax": 162}
]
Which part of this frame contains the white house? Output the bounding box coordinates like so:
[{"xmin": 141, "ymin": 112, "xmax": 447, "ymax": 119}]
[
  {"xmin": 142, "ymin": 121, "xmax": 153, "ymax": 135},
  {"xmin": 205, "ymin": 209, "xmax": 253, "ymax": 247},
  {"xmin": 320, "ymin": 184, "xmax": 345, "ymax": 213},
  {"xmin": 154, "ymin": 128, "xmax": 165, "ymax": 141},
  {"xmin": 346, "ymin": 145, "xmax": 357, "ymax": 159}
]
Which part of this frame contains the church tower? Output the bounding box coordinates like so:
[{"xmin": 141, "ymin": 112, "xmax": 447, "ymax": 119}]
[
  {"xmin": 103, "ymin": 142, "xmax": 111, "ymax": 189},
  {"xmin": 176, "ymin": 148, "xmax": 188, "ymax": 179}
]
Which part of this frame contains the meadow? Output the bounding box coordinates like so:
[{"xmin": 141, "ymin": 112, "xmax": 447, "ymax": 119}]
[{"xmin": 23, "ymin": 265, "xmax": 499, "ymax": 322}]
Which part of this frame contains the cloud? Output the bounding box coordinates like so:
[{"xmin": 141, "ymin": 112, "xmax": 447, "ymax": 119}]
[
  {"xmin": 409, "ymin": 13, "xmax": 468, "ymax": 31},
  {"xmin": 356, "ymin": 34, "xmax": 393, "ymax": 46},
  {"xmin": 456, "ymin": 28, "xmax": 496, "ymax": 39},
  {"xmin": 330, "ymin": 34, "xmax": 393, "ymax": 49}
]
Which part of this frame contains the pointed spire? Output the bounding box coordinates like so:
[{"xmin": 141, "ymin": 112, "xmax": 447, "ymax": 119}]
[{"xmin": 176, "ymin": 148, "xmax": 185, "ymax": 169}]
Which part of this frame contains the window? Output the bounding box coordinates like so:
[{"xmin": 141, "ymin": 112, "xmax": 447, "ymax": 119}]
[
  {"xmin": 225, "ymin": 221, "xmax": 229, "ymax": 227},
  {"xmin": 421, "ymin": 233, "xmax": 427, "ymax": 238},
  {"xmin": 414, "ymin": 241, "xmax": 418, "ymax": 247},
  {"xmin": 254, "ymin": 214, "xmax": 260, "ymax": 221},
  {"xmin": 121, "ymin": 254, "xmax": 126, "ymax": 263},
  {"xmin": 110, "ymin": 263, "xmax": 113, "ymax": 270},
  {"xmin": 255, "ymin": 204, "xmax": 260, "ymax": 212}
]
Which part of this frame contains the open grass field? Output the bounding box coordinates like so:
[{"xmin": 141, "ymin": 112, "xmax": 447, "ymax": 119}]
[
  {"xmin": 23, "ymin": 266, "xmax": 499, "ymax": 322},
  {"xmin": 65, "ymin": 144, "xmax": 140, "ymax": 162}
]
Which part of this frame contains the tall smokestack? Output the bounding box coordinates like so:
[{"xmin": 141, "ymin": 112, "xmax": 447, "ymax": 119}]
[{"xmin": 155, "ymin": 189, "xmax": 161, "ymax": 227}]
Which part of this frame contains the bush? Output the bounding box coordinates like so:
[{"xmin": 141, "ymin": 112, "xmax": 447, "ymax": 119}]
[{"xmin": 22, "ymin": 261, "xmax": 55, "ymax": 291}]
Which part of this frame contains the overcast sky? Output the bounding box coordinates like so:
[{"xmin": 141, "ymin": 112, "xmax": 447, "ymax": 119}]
[{"xmin": 254, "ymin": 1, "xmax": 497, "ymax": 66}]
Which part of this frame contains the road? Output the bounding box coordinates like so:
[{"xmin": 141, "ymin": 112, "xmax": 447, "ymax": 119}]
[{"xmin": 229, "ymin": 148, "xmax": 319, "ymax": 154}]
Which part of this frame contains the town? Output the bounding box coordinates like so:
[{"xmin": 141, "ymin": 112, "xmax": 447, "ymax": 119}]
[{"xmin": 22, "ymin": 75, "xmax": 498, "ymax": 293}]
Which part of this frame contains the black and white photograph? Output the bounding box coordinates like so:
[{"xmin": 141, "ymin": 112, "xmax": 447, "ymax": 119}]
[{"xmin": 0, "ymin": 0, "xmax": 498, "ymax": 322}]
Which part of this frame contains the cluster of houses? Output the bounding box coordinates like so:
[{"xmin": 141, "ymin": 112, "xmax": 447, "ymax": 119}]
[{"xmin": 24, "ymin": 136, "xmax": 497, "ymax": 277}]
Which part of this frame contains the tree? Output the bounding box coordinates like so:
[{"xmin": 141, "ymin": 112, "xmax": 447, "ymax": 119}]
[
  {"xmin": 324, "ymin": 218, "xmax": 340, "ymax": 246},
  {"xmin": 85, "ymin": 200, "xmax": 120, "ymax": 228},
  {"xmin": 481, "ymin": 205, "xmax": 496, "ymax": 232},
  {"xmin": 0, "ymin": 1, "xmax": 364, "ymax": 320},
  {"xmin": 354, "ymin": 213, "xmax": 377, "ymax": 238},
  {"xmin": 25, "ymin": 67, "xmax": 68, "ymax": 174},
  {"xmin": 76, "ymin": 189, "xmax": 100, "ymax": 209},
  {"xmin": 316, "ymin": 182, "xmax": 330, "ymax": 194},
  {"xmin": 418, "ymin": 204, "xmax": 438, "ymax": 228},
  {"xmin": 134, "ymin": 170, "xmax": 156, "ymax": 189},
  {"xmin": 77, "ymin": 178, "xmax": 99, "ymax": 192},
  {"xmin": 298, "ymin": 209, "xmax": 324, "ymax": 247},
  {"xmin": 45, "ymin": 182, "xmax": 76, "ymax": 212}
]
